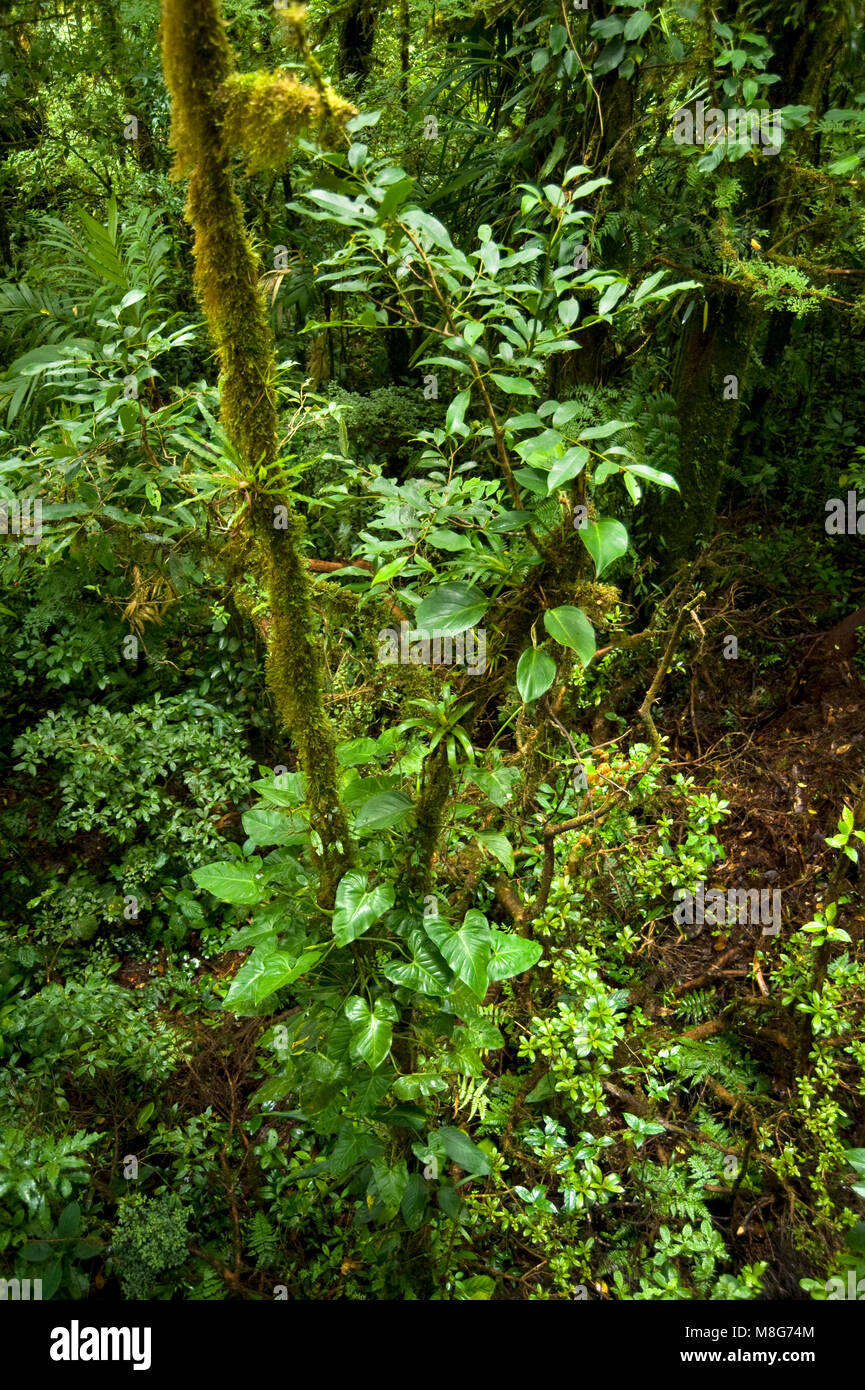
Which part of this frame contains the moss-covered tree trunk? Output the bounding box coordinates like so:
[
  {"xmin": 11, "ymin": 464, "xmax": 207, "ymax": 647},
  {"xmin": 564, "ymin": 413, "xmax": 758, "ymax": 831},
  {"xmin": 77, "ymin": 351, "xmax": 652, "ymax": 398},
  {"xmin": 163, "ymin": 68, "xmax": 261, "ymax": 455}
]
[
  {"xmin": 161, "ymin": 0, "xmax": 352, "ymax": 903},
  {"xmin": 640, "ymin": 287, "xmax": 761, "ymax": 563}
]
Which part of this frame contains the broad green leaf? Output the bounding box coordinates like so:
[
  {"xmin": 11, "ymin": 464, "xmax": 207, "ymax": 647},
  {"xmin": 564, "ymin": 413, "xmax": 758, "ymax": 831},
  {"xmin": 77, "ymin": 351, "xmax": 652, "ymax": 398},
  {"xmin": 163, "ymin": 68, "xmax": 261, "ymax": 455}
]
[
  {"xmin": 513, "ymin": 466, "xmax": 551, "ymax": 497},
  {"xmin": 598, "ymin": 280, "xmax": 628, "ymax": 315},
  {"xmin": 487, "ymin": 931, "xmax": 543, "ymax": 981},
  {"xmin": 446, "ymin": 389, "xmax": 471, "ymax": 434},
  {"xmin": 354, "ymin": 790, "xmax": 415, "ymax": 831},
  {"xmin": 344, "ymin": 995, "xmax": 397, "ymax": 1069},
  {"xmin": 594, "ymin": 41, "xmax": 626, "ymax": 74},
  {"xmin": 569, "ymin": 176, "xmax": 611, "ymax": 199},
  {"xmin": 415, "ymin": 582, "xmax": 487, "ymax": 636},
  {"xmin": 120, "ymin": 288, "xmax": 146, "ymax": 310},
  {"xmin": 252, "ymin": 770, "xmax": 305, "ymax": 805},
  {"xmin": 624, "ymin": 462, "xmax": 679, "ymax": 491},
  {"xmin": 192, "ymin": 859, "xmax": 264, "ymax": 905},
  {"xmin": 371, "ymin": 555, "xmax": 408, "ymax": 586},
  {"xmin": 333, "ymin": 873, "xmax": 395, "ymax": 946},
  {"xmin": 427, "ymin": 527, "xmax": 471, "ymax": 552},
  {"xmin": 436, "ymin": 1125, "xmax": 491, "ymax": 1175},
  {"xmin": 578, "ymin": 419, "xmax": 633, "ymax": 441},
  {"xmin": 437, "ymin": 1183, "xmax": 461, "ymax": 1217},
  {"xmin": 402, "ymin": 208, "xmax": 454, "ymax": 250},
  {"xmin": 579, "ymin": 517, "xmax": 629, "ymax": 577},
  {"xmin": 516, "ymin": 647, "xmax": 556, "ymax": 702},
  {"xmin": 347, "ymin": 109, "xmax": 382, "ymax": 132},
  {"xmin": 21, "ymin": 1242, "xmax": 53, "ymax": 1262},
  {"xmin": 469, "ymin": 765, "xmax": 521, "ymax": 807},
  {"xmin": 490, "ymin": 373, "xmax": 537, "ymax": 396},
  {"xmin": 547, "ymin": 446, "xmax": 589, "ymax": 492},
  {"xmin": 543, "ymin": 605, "xmax": 596, "ymax": 666},
  {"xmin": 552, "ymin": 400, "xmax": 583, "ymax": 427},
  {"xmin": 331, "ymin": 1126, "xmax": 383, "ymax": 1175},
  {"xmin": 241, "ymin": 807, "xmax": 292, "ymax": 848},
  {"xmin": 336, "ymin": 737, "xmax": 379, "ymax": 767},
  {"xmin": 591, "ymin": 16, "xmax": 624, "ymax": 39},
  {"xmin": 224, "ymin": 945, "xmax": 323, "ymax": 1008},
  {"xmin": 401, "ymin": 1172, "xmax": 429, "ymax": 1229},
  {"xmin": 377, "ymin": 175, "xmax": 415, "ymax": 220},
  {"xmin": 394, "ymin": 1072, "xmax": 449, "ymax": 1100},
  {"xmin": 56, "ymin": 1203, "xmax": 81, "ymax": 1239},
  {"xmin": 624, "ymin": 9, "xmax": 652, "ymax": 39},
  {"xmin": 474, "ymin": 832, "xmax": 515, "ymax": 875},
  {"xmin": 455, "ymin": 1275, "xmax": 496, "ymax": 1299},
  {"xmin": 384, "ymin": 933, "xmax": 452, "ymax": 995},
  {"xmin": 72, "ymin": 1242, "xmax": 102, "ymax": 1260},
  {"xmin": 425, "ymin": 910, "xmax": 492, "ymax": 999},
  {"xmin": 371, "ymin": 1156, "xmax": 409, "ymax": 1213},
  {"xmin": 222, "ymin": 920, "xmax": 279, "ymax": 951},
  {"xmin": 516, "ymin": 429, "xmax": 564, "ymax": 463}
]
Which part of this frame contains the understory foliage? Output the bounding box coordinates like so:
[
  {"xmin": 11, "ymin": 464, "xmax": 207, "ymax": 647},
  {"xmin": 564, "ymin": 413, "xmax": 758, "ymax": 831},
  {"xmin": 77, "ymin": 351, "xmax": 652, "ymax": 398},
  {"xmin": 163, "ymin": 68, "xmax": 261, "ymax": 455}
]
[{"xmin": 0, "ymin": 0, "xmax": 863, "ymax": 1302}]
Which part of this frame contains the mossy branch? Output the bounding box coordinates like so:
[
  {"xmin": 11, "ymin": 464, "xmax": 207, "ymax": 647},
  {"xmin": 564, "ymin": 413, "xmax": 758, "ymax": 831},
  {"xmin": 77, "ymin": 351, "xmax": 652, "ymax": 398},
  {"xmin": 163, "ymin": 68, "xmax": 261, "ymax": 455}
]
[{"xmin": 161, "ymin": 0, "xmax": 353, "ymax": 903}]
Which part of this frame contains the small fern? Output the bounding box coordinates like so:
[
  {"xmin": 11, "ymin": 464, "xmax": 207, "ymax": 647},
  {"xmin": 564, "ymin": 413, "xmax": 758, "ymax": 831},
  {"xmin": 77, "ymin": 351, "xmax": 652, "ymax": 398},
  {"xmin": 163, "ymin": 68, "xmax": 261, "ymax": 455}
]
[{"xmin": 247, "ymin": 1212, "xmax": 279, "ymax": 1270}]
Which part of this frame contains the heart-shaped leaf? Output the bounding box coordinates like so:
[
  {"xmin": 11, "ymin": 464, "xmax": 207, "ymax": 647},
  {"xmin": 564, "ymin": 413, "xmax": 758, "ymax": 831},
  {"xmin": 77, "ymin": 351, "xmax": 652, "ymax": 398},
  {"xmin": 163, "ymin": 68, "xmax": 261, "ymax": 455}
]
[
  {"xmin": 487, "ymin": 930, "xmax": 543, "ymax": 981},
  {"xmin": 424, "ymin": 910, "xmax": 492, "ymax": 1000},
  {"xmin": 579, "ymin": 517, "xmax": 629, "ymax": 577},
  {"xmin": 384, "ymin": 931, "xmax": 452, "ymax": 995},
  {"xmin": 336, "ymin": 737, "xmax": 379, "ymax": 767},
  {"xmin": 401, "ymin": 1172, "xmax": 430, "ymax": 1229},
  {"xmin": 241, "ymin": 807, "xmax": 293, "ymax": 848},
  {"xmin": 344, "ymin": 994, "xmax": 398, "ymax": 1069},
  {"xmin": 516, "ymin": 647, "xmax": 556, "ymax": 703},
  {"xmin": 224, "ymin": 945, "xmax": 323, "ymax": 1008},
  {"xmin": 333, "ymin": 873, "xmax": 395, "ymax": 946},
  {"xmin": 543, "ymin": 605, "xmax": 596, "ymax": 667}
]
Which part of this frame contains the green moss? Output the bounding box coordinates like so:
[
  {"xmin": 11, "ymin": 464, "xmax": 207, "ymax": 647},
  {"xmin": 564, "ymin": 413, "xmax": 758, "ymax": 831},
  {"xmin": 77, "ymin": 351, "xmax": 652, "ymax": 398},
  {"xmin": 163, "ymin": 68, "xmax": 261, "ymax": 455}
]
[
  {"xmin": 410, "ymin": 745, "xmax": 452, "ymax": 894},
  {"xmin": 220, "ymin": 71, "xmax": 356, "ymax": 173},
  {"xmin": 161, "ymin": 0, "xmax": 354, "ymax": 901}
]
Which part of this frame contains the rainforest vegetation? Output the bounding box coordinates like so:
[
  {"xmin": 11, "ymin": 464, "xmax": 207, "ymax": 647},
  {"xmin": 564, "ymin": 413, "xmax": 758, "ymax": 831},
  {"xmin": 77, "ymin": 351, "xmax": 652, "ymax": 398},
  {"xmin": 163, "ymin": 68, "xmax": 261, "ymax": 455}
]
[{"xmin": 1, "ymin": 0, "xmax": 865, "ymax": 1304}]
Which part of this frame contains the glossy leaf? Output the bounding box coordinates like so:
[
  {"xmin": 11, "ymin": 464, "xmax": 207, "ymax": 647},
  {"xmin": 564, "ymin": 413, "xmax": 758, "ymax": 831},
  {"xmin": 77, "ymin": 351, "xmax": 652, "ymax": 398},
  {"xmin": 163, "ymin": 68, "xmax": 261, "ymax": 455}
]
[
  {"xmin": 579, "ymin": 517, "xmax": 629, "ymax": 578},
  {"xmin": 192, "ymin": 859, "xmax": 264, "ymax": 905},
  {"xmin": 344, "ymin": 995, "xmax": 398, "ymax": 1069},
  {"xmin": 333, "ymin": 873, "xmax": 395, "ymax": 946},
  {"xmin": 424, "ymin": 910, "xmax": 492, "ymax": 999},
  {"xmin": 516, "ymin": 647, "xmax": 556, "ymax": 702},
  {"xmin": 224, "ymin": 945, "xmax": 323, "ymax": 1008},
  {"xmin": 543, "ymin": 605, "xmax": 596, "ymax": 666},
  {"xmin": 487, "ymin": 931, "xmax": 543, "ymax": 981},
  {"xmin": 415, "ymin": 582, "xmax": 487, "ymax": 636}
]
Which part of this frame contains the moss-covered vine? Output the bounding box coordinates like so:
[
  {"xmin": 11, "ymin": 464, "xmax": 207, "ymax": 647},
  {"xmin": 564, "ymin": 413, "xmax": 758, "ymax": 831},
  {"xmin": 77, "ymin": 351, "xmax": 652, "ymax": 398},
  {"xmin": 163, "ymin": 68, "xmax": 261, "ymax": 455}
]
[{"xmin": 160, "ymin": 0, "xmax": 354, "ymax": 900}]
